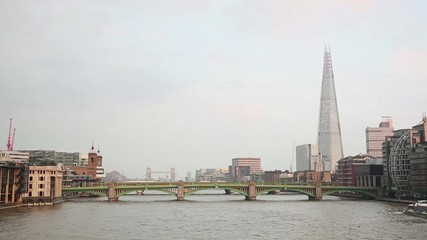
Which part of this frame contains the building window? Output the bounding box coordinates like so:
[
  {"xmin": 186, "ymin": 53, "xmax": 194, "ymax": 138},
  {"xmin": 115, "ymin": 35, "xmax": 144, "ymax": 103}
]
[
  {"xmin": 39, "ymin": 191, "xmax": 44, "ymax": 197},
  {"xmin": 29, "ymin": 176, "xmax": 33, "ymax": 181},
  {"xmin": 29, "ymin": 184, "xmax": 33, "ymax": 189},
  {"xmin": 39, "ymin": 177, "xmax": 44, "ymax": 181},
  {"xmin": 29, "ymin": 192, "xmax": 32, "ymax": 197},
  {"xmin": 39, "ymin": 184, "xmax": 44, "ymax": 189}
]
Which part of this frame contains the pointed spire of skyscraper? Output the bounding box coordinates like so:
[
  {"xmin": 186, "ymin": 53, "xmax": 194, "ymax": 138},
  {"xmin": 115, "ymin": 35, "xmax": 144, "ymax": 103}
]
[{"xmin": 317, "ymin": 46, "xmax": 344, "ymax": 172}]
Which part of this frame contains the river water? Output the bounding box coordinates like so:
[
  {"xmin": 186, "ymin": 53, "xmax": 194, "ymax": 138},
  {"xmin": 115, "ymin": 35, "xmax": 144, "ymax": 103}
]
[{"xmin": 1, "ymin": 190, "xmax": 426, "ymax": 240}]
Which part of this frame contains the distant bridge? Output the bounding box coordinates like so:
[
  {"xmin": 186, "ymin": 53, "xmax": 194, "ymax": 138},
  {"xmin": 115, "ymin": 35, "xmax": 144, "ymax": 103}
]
[{"xmin": 62, "ymin": 181, "xmax": 381, "ymax": 201}]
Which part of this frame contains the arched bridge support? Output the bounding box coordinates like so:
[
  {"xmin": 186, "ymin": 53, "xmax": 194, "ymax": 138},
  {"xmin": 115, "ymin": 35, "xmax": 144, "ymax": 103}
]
[
  {"xmin": 177, "ymin": 180, "xmax": 185, "ymax": 201},
  {"xmin": 308, "ymin": 182, "xmax": 323, "ymax": 200},
  {"xmin": 108, "ymin": 183, "xmax": 118, "ymax": 201},
  {"xmin": 245, "ymin": 180, "xmax": 256, "ymax": 201}
]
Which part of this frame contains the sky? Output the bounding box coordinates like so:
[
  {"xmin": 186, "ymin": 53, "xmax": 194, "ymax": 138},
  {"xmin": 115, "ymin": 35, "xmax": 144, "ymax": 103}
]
[{"xmin": 1, "ymin": 0, "xmax": 426, "ymax": 179}]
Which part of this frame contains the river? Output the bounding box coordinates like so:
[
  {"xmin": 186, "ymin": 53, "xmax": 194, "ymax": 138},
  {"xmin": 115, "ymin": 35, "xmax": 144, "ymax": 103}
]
[{"xmin": 1, "ymin": 190, "xmax": 426, "ymax": 240}]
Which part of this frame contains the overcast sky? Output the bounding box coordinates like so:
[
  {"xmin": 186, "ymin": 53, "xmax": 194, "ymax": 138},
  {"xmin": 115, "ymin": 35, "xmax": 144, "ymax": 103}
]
[{"xmin": 1, "ymin": 0, "xmax": 426, "ymax": 179}]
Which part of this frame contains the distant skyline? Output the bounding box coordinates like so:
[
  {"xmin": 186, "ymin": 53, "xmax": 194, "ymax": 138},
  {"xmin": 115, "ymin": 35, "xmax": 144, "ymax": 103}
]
[{"xmin": 1, "ymin": 1, "xmax": 426, "ymax": 178}]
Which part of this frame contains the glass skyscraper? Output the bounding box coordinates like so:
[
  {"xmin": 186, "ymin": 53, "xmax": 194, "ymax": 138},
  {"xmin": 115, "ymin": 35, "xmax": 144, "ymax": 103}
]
[{"xmin": 317, "ymin": 47, "xmax": 344, "ymax": 172}]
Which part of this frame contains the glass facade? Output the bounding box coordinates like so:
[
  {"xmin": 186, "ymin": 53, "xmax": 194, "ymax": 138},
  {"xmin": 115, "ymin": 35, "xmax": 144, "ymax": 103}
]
[{"xmin": 317, "ymin": 48, "xmax": 344, "ymax": 171}]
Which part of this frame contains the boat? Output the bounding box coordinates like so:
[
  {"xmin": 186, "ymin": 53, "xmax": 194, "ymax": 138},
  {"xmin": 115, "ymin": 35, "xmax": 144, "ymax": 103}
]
[{"xmin": 403, "ymin": 200, "xmax": 427, "ymax": 218}]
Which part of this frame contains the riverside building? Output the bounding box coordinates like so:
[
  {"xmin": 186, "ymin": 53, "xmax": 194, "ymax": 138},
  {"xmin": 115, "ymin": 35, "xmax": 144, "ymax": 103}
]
[
  {"xmin": 0, "ymin": 151, "xmax": 29, "ymax": 207},
  {"xmin": 22, "ymin": 163, "xmax": 65, "ymax": 205},
  {"xmin": 383, "ymin": 116, "xmax": 427, "ymax": 199}
]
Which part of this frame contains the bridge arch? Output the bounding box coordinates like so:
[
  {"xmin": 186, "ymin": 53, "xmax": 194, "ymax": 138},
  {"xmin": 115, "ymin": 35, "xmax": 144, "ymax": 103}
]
[
  {"xmin": 185, "ymin": 186, "xmax": 249, "ymax": 198},
  {"xmin": 257, "ymin": 188, "xmax": 315, "ymax": 198},
  {"xmin": 115, "ymin": 189, "xmax": 178, "ymax": 198},
  {"xmin": 62, "ymin": 190, "xmax": 107, "ymax": 198},
  {"xmin": 322, "ymin": 189, "xmax": 377, "ymax": 199}
]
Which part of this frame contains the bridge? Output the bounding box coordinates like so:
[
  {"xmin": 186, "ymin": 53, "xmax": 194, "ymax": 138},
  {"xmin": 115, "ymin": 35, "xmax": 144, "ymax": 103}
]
[{"xmin": 62, "ymin": 181, "xmax": 381, "ymax": 201}]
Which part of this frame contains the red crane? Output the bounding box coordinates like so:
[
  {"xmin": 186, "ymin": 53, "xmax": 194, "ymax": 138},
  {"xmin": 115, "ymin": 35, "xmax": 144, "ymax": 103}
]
[
  {"xmin": 6, "ymin": 118, "xmax": 16, "ymax": 151},
  {"xmin": 6, "ymin": 118, "xmax": 12, "ymax": 151},
  {"xmin": 11, "ymin": 128, "xmax": 16, "ymax": 151}
]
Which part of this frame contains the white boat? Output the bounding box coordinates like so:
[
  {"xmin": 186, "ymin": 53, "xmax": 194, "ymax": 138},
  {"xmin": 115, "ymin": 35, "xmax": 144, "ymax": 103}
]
[{"xmin": 403, "ymin": 200, "xmax": 427, "ymax": 218}]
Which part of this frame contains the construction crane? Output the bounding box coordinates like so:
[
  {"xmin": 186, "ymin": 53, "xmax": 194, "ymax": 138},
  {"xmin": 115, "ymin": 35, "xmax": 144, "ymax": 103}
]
[
  {"xmin": 6, "ymin": 118, "xmax": 16, "ymax": 151},
  {"xmin": 11, "ymin": 128, "xmax": 16, "ymax": 151}
]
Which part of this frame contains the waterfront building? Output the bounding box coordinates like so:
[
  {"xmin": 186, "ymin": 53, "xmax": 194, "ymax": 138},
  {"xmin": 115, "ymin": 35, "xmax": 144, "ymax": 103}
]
[
  {"xmin": 355, "ymin": 165, "xmax": 383, "ymax": 187},
  {"xmin": 317, "ymin": 47, "xmax": 344, "ymax": 172},
  {"xmin": 410, "ymin": 119, "xmax": 427, "ymax": 198},
  {"xmin": 366, "ymin": 117, "xmax": 394, "ymax": 158},
  {"xmin": 336, "ymin": 154, "xmax": 381, "ymax": 187},
  {"xmin": 22, "ymin": 164, "xmax": 64, "ymax": 205},
  {"xmin": 383, "ymin": 129, "xmax": 412, "ymax": 197},
  {"xmin": 0, "ymin": 152, "xmax": 29, "ymax": 207},
  {"xmin": 229, "ymin": 157, "xmax": 261, "ymax": 182},
  {"xmin": 296, "ymin": 144, "xmax": 319, "ymax": 171},
  {"xmin": 383, "ymin": 116, "xmax": 427, "ymax": 199}
]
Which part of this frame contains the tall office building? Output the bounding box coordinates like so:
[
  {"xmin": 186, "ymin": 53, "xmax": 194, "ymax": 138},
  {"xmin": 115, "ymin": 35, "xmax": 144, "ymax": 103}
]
[
  {"xmin": 317, "ymin": 47, "xmax": 344, "ymax": 172},
  {"xmin": 295, "ymin": 144, "xmax": 319, "ymax": 171},
  {"xmin": 366, "ymin": 117, "xmax": 394, "ymax": 158},
  {"xmin": 229, "ymin": 157, "xmax": 261, "ymax": 182}
]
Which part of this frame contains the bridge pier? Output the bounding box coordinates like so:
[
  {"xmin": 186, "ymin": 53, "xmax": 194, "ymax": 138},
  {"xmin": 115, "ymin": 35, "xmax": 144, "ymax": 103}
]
[
  {"xmin": 246, "ymin": 180, "xmax": 256, "ymax": 201},
  {"xmin": 108, "ymin": 183, "xmax": 119, "ymax": 201},
  {"xmin": 136, "ymin": 190, "xmax": 144, "ymax": 195},
  {"xmin": 176, "ymin": 180, "xmax": 185, "ymax": 201},
  {"xmin": 308, "ymin": 182, "xmax": 323, "ymax": 201}
]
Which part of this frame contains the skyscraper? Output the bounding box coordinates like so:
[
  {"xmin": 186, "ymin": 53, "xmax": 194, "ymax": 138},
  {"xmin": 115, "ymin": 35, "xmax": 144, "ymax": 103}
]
[
  {"xmin": 317, "ymin": 47, "xmax": 344, "ymax": 172},
  {"xmin": 295, "ymin": 144, "xmax": 319, "ymax": 171}
]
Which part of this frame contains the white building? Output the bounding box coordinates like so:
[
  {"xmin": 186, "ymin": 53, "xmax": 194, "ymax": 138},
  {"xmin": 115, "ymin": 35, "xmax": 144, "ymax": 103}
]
[
  {"xmin": 0, "ymin": 150, "xmax": 29, "ymax": 162},
  {"xmin": 366, "ymin": 116, "xmax": 394, "ymax": 158}
]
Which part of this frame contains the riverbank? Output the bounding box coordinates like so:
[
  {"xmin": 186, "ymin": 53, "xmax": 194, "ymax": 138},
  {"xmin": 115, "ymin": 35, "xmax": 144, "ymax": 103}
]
[
  {"xmin": 0, "ymin": 202, "xmax": 22, "ymax": 210},
  {"xmin": 377, "ymin": 198, "xmax": 416, "ymax": 204}
]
